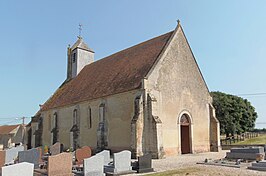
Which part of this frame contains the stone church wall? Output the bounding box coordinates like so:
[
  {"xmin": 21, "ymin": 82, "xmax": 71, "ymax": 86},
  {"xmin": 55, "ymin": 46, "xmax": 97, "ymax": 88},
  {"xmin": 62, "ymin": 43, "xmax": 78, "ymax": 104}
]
[
  {"xmin": 145, "ymin": 26, "xmax": 213, "ymax": 156},
  {"xmin": 39, "ymin": 89, "xmax": 139, "ymax": 152}
]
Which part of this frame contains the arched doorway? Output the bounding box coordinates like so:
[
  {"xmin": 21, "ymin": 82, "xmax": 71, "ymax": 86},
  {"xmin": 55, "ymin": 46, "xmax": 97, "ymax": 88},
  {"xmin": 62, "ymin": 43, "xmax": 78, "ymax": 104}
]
[{"xmin": 180, "ymin": 114, "xmax": 191, "ymax": 154}]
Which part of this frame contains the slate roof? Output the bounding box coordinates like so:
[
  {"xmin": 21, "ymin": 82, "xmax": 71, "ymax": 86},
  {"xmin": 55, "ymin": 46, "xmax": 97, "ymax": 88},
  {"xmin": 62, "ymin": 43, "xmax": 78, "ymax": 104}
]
[
  {"xmin": 41, "ymin": 31, "xmax": 174, "ymax": 111},
  {"xmin": 71, "ymin": 37, "xmax": 94, "ymax": 52},
  {"xmin": 0, "ymin": 125, "xmax": 20, "ymax": 135}
]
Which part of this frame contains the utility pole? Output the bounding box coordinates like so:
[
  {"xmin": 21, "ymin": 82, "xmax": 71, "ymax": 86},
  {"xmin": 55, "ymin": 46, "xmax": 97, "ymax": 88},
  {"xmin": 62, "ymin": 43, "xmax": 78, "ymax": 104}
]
[{"xmin": 22, "ymin": 117, "xmax": 26, "ymax": 125}]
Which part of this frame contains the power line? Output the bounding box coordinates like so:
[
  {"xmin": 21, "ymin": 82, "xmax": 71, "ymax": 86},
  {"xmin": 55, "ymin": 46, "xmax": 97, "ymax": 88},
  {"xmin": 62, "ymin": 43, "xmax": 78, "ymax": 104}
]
[
  {"xmin": 0, "ymin": 116, "xmax": 31, "ymax": 119},
  {"xmin": 0, "ymin": 116, "xmax": 31, "ymax": 120},
  {"xmin": 236, "ymin": 93, "xmax": 266, "ymax": 97},
  {"xmin": 0, "ymin": 116, "xmax": 31, "ymax": 125},
  {"xmin": 0, "ymin": 119, "xmax": 21, "ymax": 125}
]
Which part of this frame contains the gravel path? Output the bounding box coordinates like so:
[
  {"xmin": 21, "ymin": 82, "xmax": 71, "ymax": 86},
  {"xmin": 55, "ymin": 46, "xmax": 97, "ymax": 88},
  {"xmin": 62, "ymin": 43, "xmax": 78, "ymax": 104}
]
[{"xmin": 129, "ymin": 150, "xmax": 266, "ymax": 176}]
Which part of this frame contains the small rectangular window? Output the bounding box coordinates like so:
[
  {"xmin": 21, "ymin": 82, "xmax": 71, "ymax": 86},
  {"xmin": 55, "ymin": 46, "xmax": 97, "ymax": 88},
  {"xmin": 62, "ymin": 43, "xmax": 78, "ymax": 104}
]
[{"xmin": 72, "ymin": 53, "xmax": 76, "ymax": 63}]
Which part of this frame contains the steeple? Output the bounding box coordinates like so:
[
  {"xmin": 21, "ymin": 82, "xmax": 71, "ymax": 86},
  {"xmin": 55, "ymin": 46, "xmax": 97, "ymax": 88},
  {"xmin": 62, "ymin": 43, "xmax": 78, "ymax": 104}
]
[{"xmin": 67, "ymin": 37, "xmax": 94, "ymax": 80}]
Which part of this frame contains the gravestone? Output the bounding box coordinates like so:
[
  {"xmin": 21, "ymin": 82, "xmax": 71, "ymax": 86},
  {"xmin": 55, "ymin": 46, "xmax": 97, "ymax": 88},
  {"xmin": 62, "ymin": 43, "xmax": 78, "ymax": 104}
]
[
  {"xmin": 0, "ymin": 150, "xmax": 6, "ymax": 168},
  {"xmin": 96, "ymin": 150, "xmax": 110, "ymax": 165},
  {"xmin": 230, "ymin": 147, "xmax": 264, "ymax": 153},
  {"xmin": 2, "ymin": 162, "xmax": 34, "ymax": 176},
  {"xmin": 136, "ymin": 153, "xmax": 154, "ymax": 173},
  {"xmin": 75, "ymin": 146, "xmax": 92, "ymax": 165},
  {"xmin": 248, "ymin": 160, "xmax": 266, "ymax": 171},
  {"xmin": 50, "ymin": 142, "xmax": 62, "ymax": 156},
  {"xmin": 18, "ymin": 148, "xmax": 40, "ymax": 169},
  {"xmin": 84, "ymin": 155, "xmax": 105, "ymax": 176},
  {"xmin": 104, "ymin": 150, "xmax": 135, "ymax": 175},
  {"xmin": 0, "ymin": 144, "xmax": 3, "ymax": 150},
  {"xmin": 47, "ymin": 152, "xmax": 72, "ymax": 176},
  {"xmin": 36, "ymin": 147, "xmax": 44, "ymax": 164},
  {"xmin": 5, "ymin": 145, "xmax": 24, "ymax": 164},
  {"xmin": 226, "ymin": 147, "xmax": 265, "ymax": 160}
]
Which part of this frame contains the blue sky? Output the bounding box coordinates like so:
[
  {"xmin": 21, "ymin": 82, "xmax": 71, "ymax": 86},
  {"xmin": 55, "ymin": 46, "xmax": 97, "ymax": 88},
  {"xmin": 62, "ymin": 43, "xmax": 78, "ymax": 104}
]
[{"xmin": 0, "ymin": 1, "xmax": 266, "ymax": 127}]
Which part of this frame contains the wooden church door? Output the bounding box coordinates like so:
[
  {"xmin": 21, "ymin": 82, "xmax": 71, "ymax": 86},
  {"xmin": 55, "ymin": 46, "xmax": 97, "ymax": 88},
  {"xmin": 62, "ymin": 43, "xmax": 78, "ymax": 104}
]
[{"xmin": 180, "ymin": 114, "xmax": 191, "ymax": 154}]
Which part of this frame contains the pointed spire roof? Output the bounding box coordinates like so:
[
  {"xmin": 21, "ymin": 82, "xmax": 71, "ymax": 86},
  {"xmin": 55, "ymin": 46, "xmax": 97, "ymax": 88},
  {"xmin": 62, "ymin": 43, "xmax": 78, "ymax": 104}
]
[{"xmin": 71, "ymin": 37, "xmax": 94, "ymax": 53}]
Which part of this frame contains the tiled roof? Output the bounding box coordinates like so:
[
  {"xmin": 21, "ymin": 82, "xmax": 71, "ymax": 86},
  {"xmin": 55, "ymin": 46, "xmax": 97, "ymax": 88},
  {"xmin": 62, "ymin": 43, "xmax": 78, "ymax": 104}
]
[
  {"xmin": 71, "ymin": 37, "xmax": 94, "ymax": 52},
  {"xmin": 0, "ymin": 125, "xmax": 20, "ymax": 135},
  {"xmin": 41, "ymin": 31, "xmax": 174, "ymax": 111}
]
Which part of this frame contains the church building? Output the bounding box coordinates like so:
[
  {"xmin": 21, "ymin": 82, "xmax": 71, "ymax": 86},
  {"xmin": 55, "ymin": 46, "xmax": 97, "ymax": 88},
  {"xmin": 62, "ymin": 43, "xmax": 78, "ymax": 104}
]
[{"xmin": 27, "ymin": 22, "xmax": 220, "ymax": 158}]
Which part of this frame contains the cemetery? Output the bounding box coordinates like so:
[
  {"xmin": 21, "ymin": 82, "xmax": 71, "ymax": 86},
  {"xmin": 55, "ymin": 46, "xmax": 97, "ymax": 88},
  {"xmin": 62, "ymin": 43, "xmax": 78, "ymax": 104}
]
[
  {"xmin": 0, "ymin": 142, "xmax": 154, "ymax": 176},
  {"xmin": 196, "ymin": 146, "xmax": 266, "ymax": 173},
  {"xmin": 1, "ymin": 142, "xmax": 266, "ymax": 175}
]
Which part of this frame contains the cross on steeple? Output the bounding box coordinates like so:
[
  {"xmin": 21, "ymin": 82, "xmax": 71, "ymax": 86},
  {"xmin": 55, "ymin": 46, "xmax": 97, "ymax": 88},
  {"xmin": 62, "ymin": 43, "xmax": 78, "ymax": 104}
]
[
  {"xmin": 78, "ymin": 23, "xmax": 83, "ymax": 38},
  {"xmin": 177, "ymin": 19, "xmax": 180, "ymax": 25}
]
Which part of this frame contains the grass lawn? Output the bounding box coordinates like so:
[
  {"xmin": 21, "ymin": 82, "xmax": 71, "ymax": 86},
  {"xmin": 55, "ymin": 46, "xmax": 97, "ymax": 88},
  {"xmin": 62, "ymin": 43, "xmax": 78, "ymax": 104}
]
[{"xmin": 233, "ymin": 134, "xmax": 266, "ymax": 145}]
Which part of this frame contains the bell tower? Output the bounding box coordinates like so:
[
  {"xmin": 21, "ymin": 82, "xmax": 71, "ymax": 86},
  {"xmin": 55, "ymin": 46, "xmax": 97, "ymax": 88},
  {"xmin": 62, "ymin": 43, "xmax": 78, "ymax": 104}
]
[{"xmin": 67, "ymin": 25, "xmax": 94, "ymax": 80}]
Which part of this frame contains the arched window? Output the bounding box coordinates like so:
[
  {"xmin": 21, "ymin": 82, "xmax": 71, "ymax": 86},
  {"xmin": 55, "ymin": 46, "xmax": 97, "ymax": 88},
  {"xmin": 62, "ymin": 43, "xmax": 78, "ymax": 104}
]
[
  {"xmin": 52, "ymin": 113, "xmax": 58, "ymax": 129},
  {"xmin": 73, "ymin": 109, "xmax": 78, "ymax": 125},
  {"xmin": 52, "ymin": 112, "xmax": 59, "ymax": 145},
  {"xmin": 38, "ymin": 117, "xmax": 43, "ymax": 129},
  {"xmin": 99, "ymin": 103, "xmax": 105, "ymax": 122},
  {"xmin": 71, "ymin": 108, "xmax": 80, "ymax": 150},
  {"xmin": 88, "ymin": 107, "xmax": 92, "ymax": 129},
  {"xmin": 53, "ymin": 113, "xmax": 58, "ymax": 129}
]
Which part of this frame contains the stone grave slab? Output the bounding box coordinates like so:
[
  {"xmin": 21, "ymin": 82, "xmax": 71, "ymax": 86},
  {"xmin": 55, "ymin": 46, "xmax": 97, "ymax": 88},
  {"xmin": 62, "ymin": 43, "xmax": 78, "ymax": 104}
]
[
  {"xmin": 197, "ymin": 159, "xmax": 241, "ymax": 168},
  {"xmin": 226, "ymin": 147, "xmax": 265, "ymax": 160},
  {"xmin": 84, "ymin": 155, "xmax": 105, "ymax": 176},
  {"xmin": 47, "ymin": 152, "xmax": 73, "ymax": 176},
  {"xmin": 0, "ymin": 150, "xmax": 6, "ymax": 168},
  {"xmin": 104, "ymin": 150, "xmax": 135, "ymax": 175},
  {"xmin": 36, "ymin": 147, "xmax": 44, "ymax": 164},
  {"xmin": 18, "ymin": 148, "xmax": 40, "ymax": 169},
  {"xmin": 2, "ymin": 162, "xmax": 34, "ymax": 176},
  {"xmin": 231, "ymin": 147, "xmax": 264, "ymax": 153},
  {"xmin": 50, "ymin": 142, "xmax": 63, "ymax": 156},
  {"xmin": 75, "ymin": 146, "xmax": 92, "ymax": 166},
  {"xmin": 250, "ymin": 160, "xmax": 266, "ymax": 167},
  {"xmin": 248, "ymin": 160, "xmax": 266, "ymax": 171},
  {"xmin": 226, "ymin": 152, "xmax": 265, "ymax": 160},
  {"xmin": 96, "ymin": 150, "xmax": 110, "ymax": 165},
  {"xmin": 5, "ymin": 145, "xmax": 24, "ymax": 164},
  {"xmin": 136, "ymin": 153, "xmax": 154, "ymax": 173}
]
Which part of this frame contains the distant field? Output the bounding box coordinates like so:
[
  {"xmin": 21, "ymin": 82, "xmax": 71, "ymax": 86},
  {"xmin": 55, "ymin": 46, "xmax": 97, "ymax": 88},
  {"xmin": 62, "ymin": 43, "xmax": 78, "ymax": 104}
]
[{"xmin": 233, "ymin": 134, "xmax": 266, "ymax": 145}]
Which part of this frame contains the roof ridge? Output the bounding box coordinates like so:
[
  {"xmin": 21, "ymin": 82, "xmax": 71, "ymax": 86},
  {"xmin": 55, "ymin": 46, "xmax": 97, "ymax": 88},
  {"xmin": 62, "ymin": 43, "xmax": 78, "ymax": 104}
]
[
  {"xmin": 40, "ymin": 30, "xmax": 174, "ymax": 111},
  {"xmin": 84, "ymin": 31, "xmax": 174, "ymax": 67}
]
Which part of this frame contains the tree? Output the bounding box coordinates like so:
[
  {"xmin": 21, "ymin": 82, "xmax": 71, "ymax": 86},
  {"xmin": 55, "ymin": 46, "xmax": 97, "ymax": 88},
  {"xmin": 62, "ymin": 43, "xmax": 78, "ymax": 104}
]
[{"xmin": 210, "ymin": 91, "xmax": 257, "ymax": 137}]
